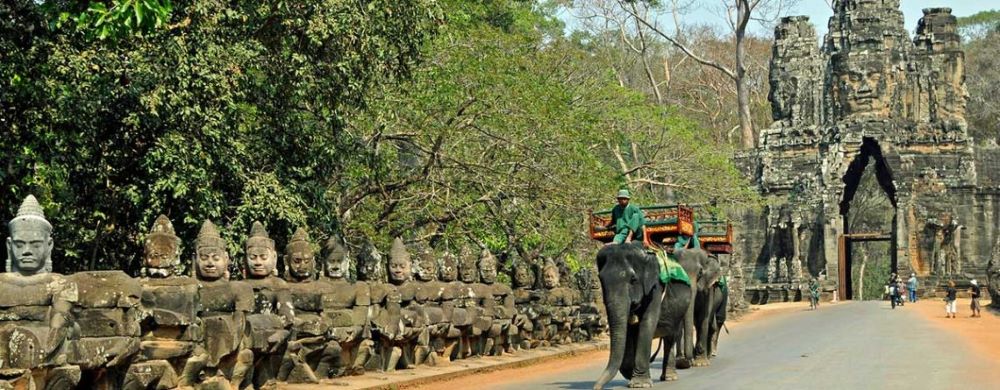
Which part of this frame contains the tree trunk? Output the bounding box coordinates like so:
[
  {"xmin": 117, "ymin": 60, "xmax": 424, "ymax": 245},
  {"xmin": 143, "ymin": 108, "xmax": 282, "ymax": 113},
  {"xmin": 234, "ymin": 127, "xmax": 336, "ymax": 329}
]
[{"xmin": 736, "ymin": 0, "xmax": 755, "ymax": 149}]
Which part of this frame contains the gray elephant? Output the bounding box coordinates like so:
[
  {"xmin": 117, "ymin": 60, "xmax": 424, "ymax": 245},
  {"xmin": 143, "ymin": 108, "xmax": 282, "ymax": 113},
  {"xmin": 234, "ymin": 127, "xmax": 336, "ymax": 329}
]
[
  {"xmin": 593, "ymin": 243, "xmax": 661, "ymax": 389},
  {"xmin": 674, "ymin": 248, "xmax": 721, "ymax": 368},
  {"xmin": 593, "ymin": 243, "xmax": 692, "ymax": 389}
]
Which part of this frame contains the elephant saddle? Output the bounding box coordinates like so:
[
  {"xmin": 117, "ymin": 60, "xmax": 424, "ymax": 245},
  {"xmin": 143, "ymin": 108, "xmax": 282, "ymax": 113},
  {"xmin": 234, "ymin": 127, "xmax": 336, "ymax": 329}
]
[{"xmin": 654, "ymin": 250, "xmax": 690, "ymax": 286}]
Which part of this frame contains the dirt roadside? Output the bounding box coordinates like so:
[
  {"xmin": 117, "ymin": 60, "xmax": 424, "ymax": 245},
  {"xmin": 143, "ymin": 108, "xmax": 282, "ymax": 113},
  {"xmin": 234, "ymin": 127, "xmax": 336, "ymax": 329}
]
[{"xmin": 909, "ymin": 297, "xmax": 1000, "ymax": 381}]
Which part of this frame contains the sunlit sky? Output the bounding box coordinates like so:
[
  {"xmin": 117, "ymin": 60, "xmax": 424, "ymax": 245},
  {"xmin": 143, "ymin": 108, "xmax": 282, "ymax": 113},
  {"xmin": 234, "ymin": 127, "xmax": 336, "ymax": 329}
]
[{"xmin": 561, "ymin": 0, "xmax": 1000, "ymax": 38}]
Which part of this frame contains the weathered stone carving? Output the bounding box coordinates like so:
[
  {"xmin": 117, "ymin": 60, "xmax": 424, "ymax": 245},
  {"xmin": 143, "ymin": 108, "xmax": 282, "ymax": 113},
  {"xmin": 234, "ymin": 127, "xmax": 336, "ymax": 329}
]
[
  {"xmin": 743, "ymin": 3, "xmax": 990, "ymax": 303},
  {"xmin": 192, "ymin": 220, "xmax": 255, "ymax": 388},
  {"xmin": 0, "ymin": 212, "xmax": 609, "ymax": 388},
  {"xmin": 241, "ymin": 222, "xmax": 293, "ymax": 387},
  {"xmin": 0, "ymin": 195, "xmax": 80, "ymax": 389},
  {"xmin": 127, "ymin": 215, "xmax": 202, "ymax": 390}
]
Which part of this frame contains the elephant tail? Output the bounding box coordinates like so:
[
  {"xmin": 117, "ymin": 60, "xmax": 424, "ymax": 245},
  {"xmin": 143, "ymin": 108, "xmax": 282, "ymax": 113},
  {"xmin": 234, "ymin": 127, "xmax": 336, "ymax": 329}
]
[{"xmin": 649, "ymin": 338, "xmax": 662, "ymax": 363}]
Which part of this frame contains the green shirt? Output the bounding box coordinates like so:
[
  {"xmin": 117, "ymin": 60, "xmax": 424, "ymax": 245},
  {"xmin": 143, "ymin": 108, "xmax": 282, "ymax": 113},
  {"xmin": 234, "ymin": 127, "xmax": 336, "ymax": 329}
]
[{"xmin": 610, "ymin": 203, "xmax": 644, "ymax": 244}]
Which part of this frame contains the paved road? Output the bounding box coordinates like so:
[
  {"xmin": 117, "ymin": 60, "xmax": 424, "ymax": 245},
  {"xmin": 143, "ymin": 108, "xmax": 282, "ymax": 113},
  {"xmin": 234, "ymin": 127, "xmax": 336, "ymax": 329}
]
[{"xmin": 492, "ymin": 302, "xmax": 995, "ymax": 390}]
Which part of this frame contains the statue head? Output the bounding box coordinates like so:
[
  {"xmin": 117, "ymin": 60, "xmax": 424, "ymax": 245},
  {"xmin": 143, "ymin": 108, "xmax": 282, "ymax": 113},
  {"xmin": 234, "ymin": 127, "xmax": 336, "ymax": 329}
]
[
  {"xmin": 478, "ymin": 249, "xmax": 498, "ymax": 285},
  {"xmin": 831, "ymin": 51, "xmax": 894, "ymax": 118},
  {"xmin": 284, "ymin": 227, "xmax": 315, "ymax": 282},
  {"xmin": 457, "ymin": 244, "xmax": 478, "ymax": 283},
  {"xmin": 356, "ymin": 241, "xmax": 386, "ymax": 282},
  {"xmin": 438, "ymin": 250, "xmax": 458, "ymax": 282},
  {"xmin": 387, "ymin": 237, "xmax": 412, "ymax": 285},
  {"xmin": 143, "ymin": 215, "xmax": 181, "ymax": 278},
  {"xmin": 195, "ymin": 220, "xmax": 229, "ymax": 281},
  {"xmin": 511, "ymin": 257, "xmax": 535, "ymax": 289},
  {"xmin": 6, "ymin": 195, "xmax": 53, "ymax": 276},
  {"xmin": 413, "ymin": 243, "xmax": 438, "ymax": 282},
  {"xmin": 244, "ymin": 221, "xmax": 277, "ymax": 279},
  {"xmin": 322, "ymin": 234, "xmax": 350, "ymax": 280},
  {"xmin": 542, "ymin": 258, "xmax": 560, "ymax": 289}
]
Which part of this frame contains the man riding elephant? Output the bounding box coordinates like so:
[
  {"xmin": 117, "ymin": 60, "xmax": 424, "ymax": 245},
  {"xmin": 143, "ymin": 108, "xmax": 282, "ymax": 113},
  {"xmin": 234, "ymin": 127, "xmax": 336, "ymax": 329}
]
[{"xmin": 598, "ymin": 189, "xmax": 645, "ymax": 245}]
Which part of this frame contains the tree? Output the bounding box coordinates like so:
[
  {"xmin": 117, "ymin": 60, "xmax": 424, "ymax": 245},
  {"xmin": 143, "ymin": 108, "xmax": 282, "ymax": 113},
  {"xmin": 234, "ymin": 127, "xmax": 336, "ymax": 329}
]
[
  {"xmin": 959, "ymin": 11, "xmax": 1000, "ymax": 144},
  {"xmin": 570, "ymin": 0, "xmax": 798, "ymax": 149}
]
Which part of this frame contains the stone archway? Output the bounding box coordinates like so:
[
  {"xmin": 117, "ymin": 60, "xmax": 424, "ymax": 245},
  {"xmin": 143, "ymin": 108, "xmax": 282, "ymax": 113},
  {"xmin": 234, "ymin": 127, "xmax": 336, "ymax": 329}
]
[{"xmin": 837, "ymin": 137, "xmax": 897, "ymax": 300}]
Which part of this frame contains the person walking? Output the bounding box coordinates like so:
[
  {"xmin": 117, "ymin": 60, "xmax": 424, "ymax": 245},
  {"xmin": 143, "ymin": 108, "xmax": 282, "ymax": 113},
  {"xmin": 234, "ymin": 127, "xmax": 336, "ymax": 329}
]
[
  {"xmin": 808, "ymin": 278, "xmax": 820, "ymax": 310},
  {"xmin": 907, "ymin": 273, "xmax": 918, "ymax": 303},
  {"xmin": 970, "ymin": 279, "xmax": 982, "ymax": 318},
  {"xmin": 945, "ymin": 281, "xmax": 958, "ymax": 319}
]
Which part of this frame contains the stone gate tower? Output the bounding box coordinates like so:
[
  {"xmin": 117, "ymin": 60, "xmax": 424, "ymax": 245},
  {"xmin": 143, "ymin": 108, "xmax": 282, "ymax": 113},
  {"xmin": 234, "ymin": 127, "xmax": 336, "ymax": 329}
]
[{"xmin": 739, "ymin": 1, "xmax": 999, "ymax": 300}]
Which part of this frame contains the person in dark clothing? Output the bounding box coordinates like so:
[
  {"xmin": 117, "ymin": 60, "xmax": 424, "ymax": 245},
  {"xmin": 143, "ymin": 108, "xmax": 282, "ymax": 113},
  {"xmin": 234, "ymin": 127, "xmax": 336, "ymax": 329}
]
[
  {"xmin": 945, "ymin": 281, "xmax": 958, "ymax": 319},
  {"xmin": 970, "ymin": 279, "xmax": 982, "ymax": 318}
]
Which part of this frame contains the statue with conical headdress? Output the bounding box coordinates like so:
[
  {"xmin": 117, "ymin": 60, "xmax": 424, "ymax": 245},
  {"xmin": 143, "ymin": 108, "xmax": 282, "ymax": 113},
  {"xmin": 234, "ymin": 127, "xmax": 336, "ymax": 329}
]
[
  {"xmin": 283, "ymin": 227, "xmax": 315, "ymax": 283},
  {"xmin": 0, "ymin": 195, "xmax": 79, "ymax": 385},
  {"xmin": 245, "ymin": 221, "xmax": 278, "ymax": 279},
  {"xmin": 128, "ymin": 214, "xmax": 206, "ymax": 389},
  {"xmin": 242, "ymin": 221, "xmax": 293, "ymax": 385},
  {"xmin": 194, "ymin": 220, "xmax": 230, "ymax": 282},
  {"xmin": 321, "ymin": 234, "xmax": 350, "ymax": 281},
  {"xmin": 6, "ymin": 194, "xmax": 54, "ymax": 275},
  {"xmin": 143, "ymin": 215, "xmax": 182, "ymax": 278}
]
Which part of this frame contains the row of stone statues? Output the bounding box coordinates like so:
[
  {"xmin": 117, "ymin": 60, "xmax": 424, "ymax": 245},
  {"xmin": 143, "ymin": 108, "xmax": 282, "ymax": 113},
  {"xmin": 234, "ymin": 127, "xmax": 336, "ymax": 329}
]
[{"xmin": 0, "ymin": 195, "xmax": 606, "ymax": 389}]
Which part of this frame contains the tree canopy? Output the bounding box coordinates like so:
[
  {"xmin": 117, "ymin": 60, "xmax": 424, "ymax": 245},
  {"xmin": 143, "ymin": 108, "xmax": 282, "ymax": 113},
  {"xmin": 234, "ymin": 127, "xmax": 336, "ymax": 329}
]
[{"xmin": 1, "ymin": 0, "xmax": 754, "ymax": 275}]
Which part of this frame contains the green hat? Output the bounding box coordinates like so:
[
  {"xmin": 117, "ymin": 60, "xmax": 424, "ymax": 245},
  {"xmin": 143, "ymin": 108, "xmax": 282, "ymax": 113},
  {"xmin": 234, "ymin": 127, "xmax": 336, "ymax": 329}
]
[{"xmin": 616, "ymin": 189, "xmax": 631, "ymax": 199}]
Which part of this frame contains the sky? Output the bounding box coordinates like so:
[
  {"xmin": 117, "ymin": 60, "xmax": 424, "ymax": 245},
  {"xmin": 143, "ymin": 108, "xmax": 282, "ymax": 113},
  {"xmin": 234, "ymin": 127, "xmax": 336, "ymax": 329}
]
[{"xmin": 561, "ymin": 0, "xmax": 1000, "ymax": 38}]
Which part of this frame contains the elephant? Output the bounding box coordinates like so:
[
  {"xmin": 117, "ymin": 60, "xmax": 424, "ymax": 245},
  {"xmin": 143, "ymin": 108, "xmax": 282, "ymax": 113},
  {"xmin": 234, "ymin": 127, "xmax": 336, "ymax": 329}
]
[
  {"xmin": 593, "ymin": 243, "xmax": 692, "ymax": 389},
  {"xmin": 592, "ymin": 243, "xmax": 662, "ymax": 389},
  {"xmin": 674, "ymin": 248, "xmax": 721, "ymax": 369}
]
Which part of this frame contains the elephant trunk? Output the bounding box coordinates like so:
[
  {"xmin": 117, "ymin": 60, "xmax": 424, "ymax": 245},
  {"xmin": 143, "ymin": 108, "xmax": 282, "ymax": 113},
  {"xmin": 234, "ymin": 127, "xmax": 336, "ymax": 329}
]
[{"xmin": 594, "ymin": 301, "xmax": 628, "ymax": 389}]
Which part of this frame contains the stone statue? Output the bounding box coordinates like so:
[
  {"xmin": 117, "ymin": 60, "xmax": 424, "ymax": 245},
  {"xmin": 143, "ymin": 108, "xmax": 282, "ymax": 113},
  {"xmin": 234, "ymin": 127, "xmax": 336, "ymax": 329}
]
[
  {"xmin": 508, "ymin": 254, "xmax": 539, "ymax": 350},
  {"xmin": 537, "ymin": 258, "xmax": 580, "ymax": 345},
  {"xmin": 322, "ymin": 234, "xmax": 350, "ymax": 281},
  {"xmin": 194, "ymin": 220, "xmax": 230, "ymax": 282},
  {"xmin": 766, "ymin": 256, "xmax": 777, "ymax": 283},
  {"xmin": 242, "ymin": 221, "xmax": 293, "ymax": 387},
  {"xmin": 478, "ymin": 249, "xmax": 515, "ymax": 354},
  {"xmin": 126, "ymin": 215, "xmax": 201, "ymax": 389},
  {"xmin": 0, "ymin": 195, "xmax": 80, "ymax": 389},
  {"xmin": 357, "ymin": 240, "xmax": 400, "ymax": 372},
  {"xmin": 6, "ymin": 195, "xmax": 54, "ymax": 275},
  {"xmin": 141, "ymin": 215, "xmax": 183, "ymax": 278},
  {"xmin": 278, "ymin": 227, "xmax": 343, "ymax": 383},
  {"xmin": 454, "ymin": 244, "xmax": 488, "ymax": 357},
  {"xmin": 191, "ymin": 220, "xmax": 255, "ymax": 388},
  {"xmin": 380, "ymin": 238, "xmax": 430, "ymax": 370}
]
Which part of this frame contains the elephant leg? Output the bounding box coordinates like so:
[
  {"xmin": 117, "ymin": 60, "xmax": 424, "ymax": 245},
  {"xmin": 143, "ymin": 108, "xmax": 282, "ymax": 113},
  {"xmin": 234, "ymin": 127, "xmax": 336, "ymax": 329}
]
[
  {"xmin": 661, "ymin": 333, "xmax": 680, "ymax": 382},
  {"xmin": 677, "ymin": 282, "xmax": 696, "ymax": 369},
  {"xmin": 694, "ymin": 288, "xmax": 714, "ymax": 367},
  {"xmin": 627, "ymin": 294, "xmax": 659, "ymax": 388}
]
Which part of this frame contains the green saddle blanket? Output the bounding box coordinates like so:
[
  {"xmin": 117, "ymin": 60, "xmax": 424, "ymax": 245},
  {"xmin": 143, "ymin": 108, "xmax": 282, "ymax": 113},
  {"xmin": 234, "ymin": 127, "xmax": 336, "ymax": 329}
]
[{"xmin": 655, "ymin": 250, "xmax": 690, "ymax": 286}]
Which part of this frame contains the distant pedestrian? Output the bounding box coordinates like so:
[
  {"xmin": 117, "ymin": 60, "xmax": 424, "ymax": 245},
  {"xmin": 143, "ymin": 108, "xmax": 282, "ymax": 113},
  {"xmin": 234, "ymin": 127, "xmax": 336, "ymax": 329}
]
[
  {"xmin": 809, "ymin": 278, "xmax": 820, "ymax": 310},
  {"xmin": 907, "ymin": 273, "xmax": 918, "ymax": 303},
  {"xmin": 945, "ymin": 281, "xmax": 957, "ymax": 319},
  {"xmin": 970, "ymin": 279, "xmax": 982, "ymax": 318}
]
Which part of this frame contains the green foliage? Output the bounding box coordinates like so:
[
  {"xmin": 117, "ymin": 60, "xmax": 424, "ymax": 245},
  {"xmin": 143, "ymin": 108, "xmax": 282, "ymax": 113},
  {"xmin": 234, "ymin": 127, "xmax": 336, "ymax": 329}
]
[
  {"xmin": 49, "ymin": 0, "xmax": 174, "ymax": 40},
  {"xmin": 1, "ymin": 0, "xmax": 753, "ymax": 276},
  {"xmin": 1, "ymin": 0, "xmax": 441, "ymax": 273}
]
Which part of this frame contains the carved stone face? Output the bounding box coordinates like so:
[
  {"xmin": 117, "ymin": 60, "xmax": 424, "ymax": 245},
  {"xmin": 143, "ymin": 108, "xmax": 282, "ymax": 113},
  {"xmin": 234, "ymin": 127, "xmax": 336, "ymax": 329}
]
[
  {"xmin": 322, "ymin": 236, "xmax": 350, "ymax": 280},
  {"xmin": 196, "ymin": 245, "xmax": 229, "ymax": 281},
  {"xmin": 512, "ymin": 261, "xmax": 535, "ymax": 288},
  {"xmin": 356, "ymin": 242, "xmax": 386, "ymax": 282},
  {"xmin": 246, "ymin": 245, "xmax": 277, "ymax": 278},
  {"xmin": 144, "ymin": 234, "xmax": 179, "ymax": 277},
  {"xmin": 7, "ymin": 226, "xmax": 53, "ymax": 276},
  {"xmin": 458, "ymin": 246, "xmax": 478, "ymax": 283},
  {"xmin": 286, "ymin": 243, "xmax": 314, "ymax": 281},
  {"xmin": 478, "ymin": 250, "xmax": 497, "ymax": 284},
  {"xmin": 388, "ymin": 255, "xmax": 411, "ymax": 285},
  {"xmin": 542, "ymin": 265, "xmax": 560, "ymax": 289},
  {"xmin": 415, "ymin": 252, "xmax": 438, "ymax": 282},
  {"xmin": 832, "ymin": 52, "xmax": 892, "ymax": 118},
  {"xmin": 439, "ymin": 252, "xmax": 458, "ymax": 282}
]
